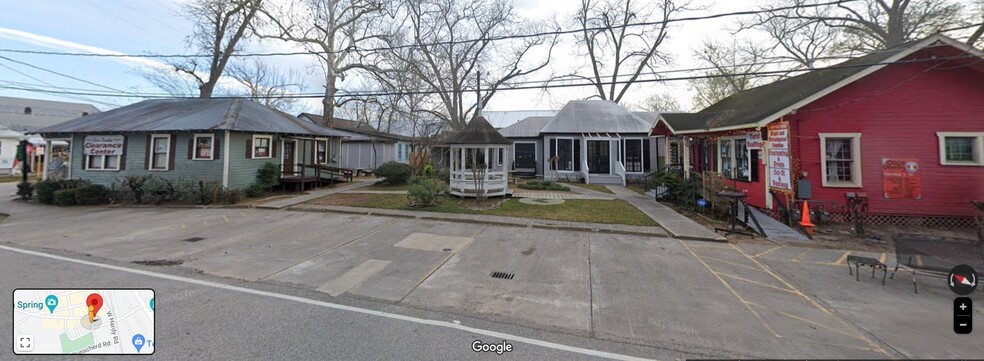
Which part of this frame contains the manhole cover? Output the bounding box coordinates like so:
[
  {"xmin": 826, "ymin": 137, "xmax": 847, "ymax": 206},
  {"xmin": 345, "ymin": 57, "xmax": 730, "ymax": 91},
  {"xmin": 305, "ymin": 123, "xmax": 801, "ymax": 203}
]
[
  {"xmin": 519, "ymin": 198, "xmax": 564, "ymax": 205},
  {"xmin": 490, "ymin": 271, "xmax": 515, "ymax": 280},
  {"xmin": 181, "ymin": 237, "xmax": 206, "ymax": 242}
]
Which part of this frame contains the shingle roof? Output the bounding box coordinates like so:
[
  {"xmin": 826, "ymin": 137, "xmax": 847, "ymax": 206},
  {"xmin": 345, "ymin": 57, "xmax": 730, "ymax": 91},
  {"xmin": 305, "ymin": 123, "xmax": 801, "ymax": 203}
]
[
  {"xmin": 448, "ymin": 115, "xmax": 511, "ymax": 144},
  {"xmin": 541, "ymin": 100, "xmax": 652, "ymax": 134},
  {"xmin": 498, "ymin": 116, "xmax": 552, "ymax": 138},
  {"xmin": 665, "ymin": 35, "xmax": 981, "ymax": 133},
  {"xmin": 36, "ymin": 99, "xmax": 349, "ymax": 137},
  {"xmin": 0, "ymin": 96, "xmax": 100, "ymax": 132}
]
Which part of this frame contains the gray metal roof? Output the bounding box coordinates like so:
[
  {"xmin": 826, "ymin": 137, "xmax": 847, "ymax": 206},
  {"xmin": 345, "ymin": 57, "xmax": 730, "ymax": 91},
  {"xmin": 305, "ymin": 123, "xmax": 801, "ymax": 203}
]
[
  {"xmin": 498, "ymin": 116, "xmax": 552, "ymax": 138},
  {"xmin": 299, "ymin": 113, "xmax": 414, "ymax": 142},
  {"xmin": 481, "ymin": 110, "xmax": 558, "ymax": 128},
  {"xmin": 37, "ymin": 99, "xmax": 349, "ymax": 137},
  {"xmin": 632, "ymin": 111, "xmax": 659, "ymax": 123},
  {"xmin": 540, "ymin": 100, "xmax": 652, "ymax": 134},
  {"xmin": 0, "ymin": 96, "xmax": 100, "ymax": 132}
]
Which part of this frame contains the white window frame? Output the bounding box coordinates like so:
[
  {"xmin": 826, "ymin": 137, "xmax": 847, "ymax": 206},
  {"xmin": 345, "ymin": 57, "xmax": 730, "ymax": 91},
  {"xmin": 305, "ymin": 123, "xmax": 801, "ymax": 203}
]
[
  {"xmin": 716, "ymin": 136, "xmax": 752, "ymax": 181},
  {"xmin": 252, "ymin": 135, "xmax": 273, "ymax": 159},
  {"xmin": 819, "ymin": 133, "xmax": 862, "ymax": 188},
  {"xmin": 84, "ymin": 136, "xmax": 122, "ymax": 172},
  {"xmin": 552, "ymin": 137, "xmax": 575, "ymax": 172},
  {"xmin": 315, "ymin": 139, "xmax": 328, "ymax": 164},
  {"xmin": 193, "ymin": 134, "xmax": 215, "ymax": 160},
  {"xmin": 937, "ymin": 132, "xmax": 984, "ymax": 166},
  {"xmin": 149, "ymin": 134, "xmax": 171, "ymax": 171}
]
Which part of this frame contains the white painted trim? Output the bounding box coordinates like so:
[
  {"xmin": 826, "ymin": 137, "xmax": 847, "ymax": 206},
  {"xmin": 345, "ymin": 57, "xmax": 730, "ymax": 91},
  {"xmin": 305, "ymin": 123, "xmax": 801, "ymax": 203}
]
[
  {"xmin": 651, "ymin": 115, "xmax": 677, "ymax": 134},
  {"xmin": 147, "ymin": 134, "xmax": 172, "ymax": 171},
  {"xmin": 936, "ymin": 132, "xmax": 984, "ymax": 166},
  {"xmin": 819, "ymin": 133, "xmax": 863, "ymax": 188},
  {"xmin": 222, "ymin": 131, "xmax": 230, "ymax": 187},
  {"xmin": 192, "ymin": 133, "xmax": 215, "ymax": 161},
  {"xmin": 252, "ymin": 135, "xmax": 273, "ymax": 159},
  {"xmin": 673, "ymin": 36, "xmax": 982, "ymax": 135}
]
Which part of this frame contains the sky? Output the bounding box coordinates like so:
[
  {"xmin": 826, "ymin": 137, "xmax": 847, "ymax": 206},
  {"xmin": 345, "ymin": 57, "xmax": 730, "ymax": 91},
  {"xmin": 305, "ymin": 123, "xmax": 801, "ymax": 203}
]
[{"xmin": 0, "ymin": 0, "xmax": 974, "ymax": 127}]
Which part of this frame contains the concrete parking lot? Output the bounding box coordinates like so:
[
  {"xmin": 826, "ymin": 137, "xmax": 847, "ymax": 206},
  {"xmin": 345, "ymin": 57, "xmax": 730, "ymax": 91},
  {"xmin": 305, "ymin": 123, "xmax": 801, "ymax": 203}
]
[{"xmin": 1, "ymin": 199, "xmax": 979, "ymax": 359}]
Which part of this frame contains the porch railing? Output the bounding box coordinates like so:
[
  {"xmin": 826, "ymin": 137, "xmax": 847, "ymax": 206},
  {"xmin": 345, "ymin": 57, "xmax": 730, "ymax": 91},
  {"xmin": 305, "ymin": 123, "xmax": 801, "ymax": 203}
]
[{"xmin": 614, "ymin": 160, "xmax": 627, "ymax": 186}]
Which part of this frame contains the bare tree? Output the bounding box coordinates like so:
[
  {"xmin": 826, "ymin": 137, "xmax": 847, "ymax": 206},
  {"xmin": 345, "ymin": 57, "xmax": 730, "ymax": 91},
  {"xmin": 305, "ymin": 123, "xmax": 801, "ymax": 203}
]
[
  {"xmin": 171, "ymin": 0, "xmax": 262, "ymax": 97},
  {"xmin": 256, "ymin": 0, "xmax": 391, "ymax": 128},
  {"xmin": 969, "ymin": 0, "xmax": 984, "ymax": 47},
  {"xmin": 572, "ymin": 0, "xmax": 691, "ymax": 103},
  {"xmin": 634, "ymin": 91, "xmax": 684, "ymax": 112},
  {"xmin": 740, "ymin": 1, "xmax": 839, "ymax": 69},
  {"xmin": 753, "ymin": 0, "xmax": 963, "ymax": 54},
  {"xmin": 382, "ymin": 0, "xmax": 558, "ymax": 130},
  {"xmin": 226, "ymin": 59, "xmax": 307, "ymax": 113},
  {"xmin": 688, "ymin": 40, "xmax": 772, "ymax": 109}
]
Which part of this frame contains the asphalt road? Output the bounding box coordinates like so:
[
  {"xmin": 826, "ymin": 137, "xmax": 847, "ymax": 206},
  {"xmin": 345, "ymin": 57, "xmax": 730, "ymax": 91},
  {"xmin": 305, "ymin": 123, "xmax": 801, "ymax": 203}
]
[{"xmin": 0, "ymin": 244, "xmax": 674, "ymax": 361}]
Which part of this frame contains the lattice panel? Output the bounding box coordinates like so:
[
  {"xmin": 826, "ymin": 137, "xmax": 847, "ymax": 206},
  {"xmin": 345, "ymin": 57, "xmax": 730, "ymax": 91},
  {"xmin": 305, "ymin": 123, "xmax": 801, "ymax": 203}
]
[{"xmin": 757, "ymin": 207, "xmax": 975, "ymax": 229}]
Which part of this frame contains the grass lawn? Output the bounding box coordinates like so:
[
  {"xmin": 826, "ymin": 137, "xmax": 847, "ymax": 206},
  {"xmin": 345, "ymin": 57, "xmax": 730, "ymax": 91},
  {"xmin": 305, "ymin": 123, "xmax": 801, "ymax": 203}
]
[
  {"xmin": 308, "ymin": 193, "xmax": 658, "ymax": 227},
  {"xmin": 363, "ymin": 183, "xmax": 411, "ymax": 191},
  {"xmin": 566, "ymin": 183, "xmax": 614, "ymax": 194},
  {"xmin": 0, "ymin": 175, "xmax": 40, "ymax": 183},
  {"xmin": 626, "ymin": 184, "xmax": 648, "ymax": 196}
]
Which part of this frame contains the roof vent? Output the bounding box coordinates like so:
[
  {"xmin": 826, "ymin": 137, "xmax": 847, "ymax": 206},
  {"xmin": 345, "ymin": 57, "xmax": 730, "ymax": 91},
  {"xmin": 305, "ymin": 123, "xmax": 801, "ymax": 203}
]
[
  {"xmin": 23, "ymin": 107, "xmax": 32, "ymax": 115},
  {"xmin": 82, "ymin": 112, "xmax": 89, "ymax": 116}
]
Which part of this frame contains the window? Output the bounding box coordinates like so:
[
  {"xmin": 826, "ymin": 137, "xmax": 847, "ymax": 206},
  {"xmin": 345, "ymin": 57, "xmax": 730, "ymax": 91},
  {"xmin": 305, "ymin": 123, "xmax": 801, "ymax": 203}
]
[
  {"xmin": 193, "ymin": 134, "xmax": 214, "ymax": 160},
  {"xmin": 316, "ymin": 140, "xmax": 327, "ymax": 164},
  {"xmin": 397, "ymin": 143, "xmax": 403, "ymax": 161},
  {"xmin": 819, "ymin": 133, "xmax": 862, "ymax": 187},
  {"xmin": 87, "ymin": 154, "xmax": 120, "ymax": 170},
  {"xmin": 253, "ymin": 135, "xmax": 272, "ymax": 158},
  {"xmin": 556, "ymin": 139, "xmax": 574, "ymax": 171},
  {"xmin": 497, "ymin": 148, "xmax": 504, "ymax": 166},
  {"xmin": 622, "ymin": 139, "xmax": 644, "ymax": 172},
  {"xmin": 937, "ymin": 132, "xmax": 984, "ymax": 166},
  {"xmin": 150, "ymin": 135, "xmax": 170, "ymax": 170},
  {"xmin": 717, "ymin": 137, "xmax": 752, "ymax": 181},
  {"xmin": 84, "ymin": 135, "xmax": 123, "ymax": 171}
]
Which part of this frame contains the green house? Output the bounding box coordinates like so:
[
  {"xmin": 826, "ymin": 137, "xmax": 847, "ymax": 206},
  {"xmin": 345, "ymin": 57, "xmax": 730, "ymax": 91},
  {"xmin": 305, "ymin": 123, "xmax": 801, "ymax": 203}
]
[{"xmin": 35, "ymin": 99, "xmax": 348, "ymax": 189}]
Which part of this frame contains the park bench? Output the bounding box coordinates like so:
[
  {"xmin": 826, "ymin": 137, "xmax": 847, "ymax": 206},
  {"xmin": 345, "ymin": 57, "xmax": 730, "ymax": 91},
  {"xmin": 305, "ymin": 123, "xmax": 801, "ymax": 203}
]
[
  {"xmin": 890, "ymin": 234, "xmax": 984, "ymax": 293},
  {"xmin": 847, "ymin": 255, "xmax": 887, "ymax": 285}
]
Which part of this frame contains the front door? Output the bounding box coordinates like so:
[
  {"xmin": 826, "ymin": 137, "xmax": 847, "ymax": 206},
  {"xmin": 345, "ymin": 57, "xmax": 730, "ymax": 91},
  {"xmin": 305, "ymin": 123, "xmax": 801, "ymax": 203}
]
[
  {"xmin": 514, "ymin": 143, "xmax": 536, "ymax": 169},
  {"xmin": 283, "ymin": 140, "xmax": 296, "ymax": 174},
  {"xmin": 587, "ymin": 140, "xmax": 610, "ymax": 174}
]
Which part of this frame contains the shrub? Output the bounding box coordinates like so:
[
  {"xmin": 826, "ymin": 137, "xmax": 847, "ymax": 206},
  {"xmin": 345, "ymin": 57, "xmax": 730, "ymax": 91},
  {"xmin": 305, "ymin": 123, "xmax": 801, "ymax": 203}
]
[
  {"xmin": 255, "ymin": 162, "xmax": 281, "ymax": 189},
  {"xmin": 121, "ymin": 175, "xmax": 151, "ymax": 204},
  {"xmin": 53, "ymin": 189, "xmax": 77, "ymax": 206},
  {"xmin": 143, "ymin": 177, "xmax": 180, "ymax": 205},
  {"xmin": 74, "ymin": 184, "xmax": 109, "ymax": 205},
  {"xmin": 36, "ymin": 179, "xmax": 89, "ymax": 204},
  {"xmin": 375, "ymin": 161, "xmax": 412, "ymax": 185},
  {"xmin": 407, "ymin": 176, "xmax": 443, "ymax": 207},
  {"xmin": 178, "ymin": 180, "xmax": 225, "ymax": 205},
  {"xmin": 16, "ymin": 181, "xmax": 34, "ymax": 200},
  {"xmin": 422, "ymin": 162, "xmax": 435, "ymax": 177}
]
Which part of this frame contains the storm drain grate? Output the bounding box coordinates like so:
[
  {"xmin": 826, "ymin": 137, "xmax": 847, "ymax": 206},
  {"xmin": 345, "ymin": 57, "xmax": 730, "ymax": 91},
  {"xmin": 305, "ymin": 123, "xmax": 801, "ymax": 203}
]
[
  {"xmin": 181, "ymin": 237, "xmax": 206, "ymax": 242},
  {"xmin": 490, "ymin": 271, "xmax": 515, "ymax": 280}
]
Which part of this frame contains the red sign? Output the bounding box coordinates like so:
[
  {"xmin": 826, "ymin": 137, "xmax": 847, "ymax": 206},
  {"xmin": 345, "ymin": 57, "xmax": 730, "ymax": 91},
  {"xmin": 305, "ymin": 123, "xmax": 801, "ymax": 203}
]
[{"xmin": 882, "ymin": 159, "xmax": 921, "ymax": 199}]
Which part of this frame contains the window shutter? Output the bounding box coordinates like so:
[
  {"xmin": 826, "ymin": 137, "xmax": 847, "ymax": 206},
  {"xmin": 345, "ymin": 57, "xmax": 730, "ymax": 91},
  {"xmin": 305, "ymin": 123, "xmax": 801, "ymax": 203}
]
[
  {"xmin": 119, "ymin": 136, "xmax": 127, "ymax": 170},
  {"xmin": 144, "ymin": 135, "xmax": 152, "ymax": 170},
  {"xmin": 168, "ymin": 136, "xmax": 176, "ymax": 171},
  {"xmin": 272, "ymin": 139, "xmax": 278, "ymax": 158},
  {"xmin": 245, "ymin": 138, "xmax": 252, "ymax": 159},
  {"xmin": 214, "ymin": 137, "xmax": 221, "ymax": 160},
  {"xmin": 188, "ymin": 138, "xmax": 194, "ymax": 159}
]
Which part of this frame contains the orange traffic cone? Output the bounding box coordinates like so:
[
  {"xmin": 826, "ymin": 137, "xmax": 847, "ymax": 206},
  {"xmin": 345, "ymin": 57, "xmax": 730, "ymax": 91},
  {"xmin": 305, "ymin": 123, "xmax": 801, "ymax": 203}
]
[{"xmin": 800, "ymin": 201, "xmax": 815, "ymax": 235}]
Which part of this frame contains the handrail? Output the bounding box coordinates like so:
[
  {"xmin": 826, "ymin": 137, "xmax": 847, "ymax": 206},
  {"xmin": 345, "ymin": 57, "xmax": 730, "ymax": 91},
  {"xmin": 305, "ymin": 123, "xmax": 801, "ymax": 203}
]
[
  {"xmin": 770, "ymin": 190, "xmax": 814, "ymax": 240},
  {"xmin": 581, "ymin": 159, "xmax": 590, "ymax": 184},
  {"xmin": 614, "ymin": 160, "xmax": 626, "ymax": 186}
]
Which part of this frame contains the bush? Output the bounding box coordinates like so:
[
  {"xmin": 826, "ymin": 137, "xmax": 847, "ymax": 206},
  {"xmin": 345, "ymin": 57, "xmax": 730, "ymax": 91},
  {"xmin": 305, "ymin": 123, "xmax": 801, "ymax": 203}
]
[
  {"xmin": 53, "ymin": 189, "xmax": 77, "ymax": 206},
  {"xmin": 16, "ymin": 181, "xmax": 34, "ymax": 200},
  {"xmin": 517, "ymin": 180, "xmax": 570, "ymax": 191},
  {"xmin": 375, "ymin": 161, "xmax": 412, "ymax": 185},
  {"xmin": 143, "ymin": 177, "xmax": 180, "ymax": 205},
  {"xmin": 75, "ymin": 184, "xmax": 109, "ymax": 205},
  {"xmin": 407, "ymin": 176, "xmax": 443, "ymax": 207},
  {"xmin": 255, "ymin": 162, "xmax": 281, "ymax": 189},
  {"xmin": 36, "ymin": 179, "xmax": 89, "ymax": 204},
  {"xmin": 121, "ymin": 175, "xmax": 151, "ymax": 204},
  {"xmin": 422, "ymin": 162, "xmax": 435, "ymax": 177}
]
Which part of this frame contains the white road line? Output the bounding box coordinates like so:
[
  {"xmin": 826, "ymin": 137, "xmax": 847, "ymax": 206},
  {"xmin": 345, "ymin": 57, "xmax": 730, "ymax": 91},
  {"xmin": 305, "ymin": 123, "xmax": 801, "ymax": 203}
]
[{"xmin": 0, "ymin": 245, "xmax": 654, "ymax": 361}]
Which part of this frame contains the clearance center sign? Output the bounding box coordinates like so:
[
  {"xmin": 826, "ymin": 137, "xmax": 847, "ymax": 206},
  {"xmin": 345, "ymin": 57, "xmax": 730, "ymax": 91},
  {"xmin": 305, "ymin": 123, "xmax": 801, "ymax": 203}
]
[
  {"xmin": 83, "ymin": 135, "xmax": 125, "ymax": 156},
  {"xmin": 767, "ymin": 122, "xmax": 792, "ymax": 191}
]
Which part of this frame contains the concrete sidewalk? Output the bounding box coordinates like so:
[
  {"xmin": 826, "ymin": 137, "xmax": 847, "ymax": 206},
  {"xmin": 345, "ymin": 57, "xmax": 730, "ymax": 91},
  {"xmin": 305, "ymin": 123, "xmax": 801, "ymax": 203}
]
[
  {"xmin": 255, "ymin": 179, "xmax": 379, "ymax": 209},
  {"xmin": 605, "ymin": 185, "xmax": 727, "ymax": 242}
]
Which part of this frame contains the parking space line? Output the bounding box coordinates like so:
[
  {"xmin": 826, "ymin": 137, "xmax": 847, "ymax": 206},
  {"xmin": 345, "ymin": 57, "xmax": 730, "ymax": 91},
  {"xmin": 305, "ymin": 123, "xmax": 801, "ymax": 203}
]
[
  {"xmin": 834, "ymin": 251, "xmax": 853, "ymax": 265},
  {"xmin": 222, "ymin": 214, "xmax": 230, "ymax": 223},
  {"xmin": 755, "ymin": 246, "xmax": 782, "ymax": 257},
  {"xmin": 793, "ymin": 249, "xmax": 811, "ymax": 261},
  {"xmin": 700, "ymin": 255, "xmax": 771, "ymax": 273},
  {"xmin": 878, "ymin": 253, "xmax": 888, "ymax": 264},
  {"xmin": 757, "ymin": 258, "xmax": 842, "ymax": 268},
  {"xmin": 730, "ymin": 244, "xmax": 890, "ymax": 356},
  {"xmin": 715, "ymin": 272, "xmax": 797, "ymax": 294},
  {"xmin": 747, "ymin": 302, "xmax": 865, "ymax": 340},
  {"xmin": 678, "ymin": 240, "xmax": 782, "ymax": 338}
]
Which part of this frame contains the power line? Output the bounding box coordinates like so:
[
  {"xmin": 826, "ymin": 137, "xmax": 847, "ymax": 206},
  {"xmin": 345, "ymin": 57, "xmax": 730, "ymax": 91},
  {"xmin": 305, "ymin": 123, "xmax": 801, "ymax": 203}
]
[
  {"xmin": 0, "ymin": 0, "xmax": 862, "ymax": 59},
  {"xmin": 0, "ymin": 55, "xmax": 131, "ymax": 94},
  {"xmin": 79, "ymin": 0, "xmax": 183, "ymax": 48},
  {"xmin": 1, "ymin": 54, "xmax": 975, "ymax": 100},
  {"xmin": 0, "ymin": 63, "xmax": 118, "ymax": 107}
]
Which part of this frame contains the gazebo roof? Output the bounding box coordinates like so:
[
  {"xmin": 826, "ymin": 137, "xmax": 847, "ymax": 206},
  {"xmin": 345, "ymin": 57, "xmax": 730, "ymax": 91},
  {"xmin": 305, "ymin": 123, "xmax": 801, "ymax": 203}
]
[{"xmin": 448, "ymin": 115, "xmax": 511, "ymax": 145}]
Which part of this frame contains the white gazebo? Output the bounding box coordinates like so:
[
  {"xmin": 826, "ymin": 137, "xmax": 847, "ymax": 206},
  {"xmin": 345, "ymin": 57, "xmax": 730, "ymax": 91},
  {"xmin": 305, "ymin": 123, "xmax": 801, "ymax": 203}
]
[{"xmin": 448, "ymin": 115, "xmax": 512, "ymax": 198}]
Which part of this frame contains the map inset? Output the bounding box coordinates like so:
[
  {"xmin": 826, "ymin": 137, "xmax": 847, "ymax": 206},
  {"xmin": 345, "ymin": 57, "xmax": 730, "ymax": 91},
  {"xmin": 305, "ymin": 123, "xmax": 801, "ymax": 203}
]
[{"xmin": 13, "ymin": 289, "xmax": 154, "ymax": 354}]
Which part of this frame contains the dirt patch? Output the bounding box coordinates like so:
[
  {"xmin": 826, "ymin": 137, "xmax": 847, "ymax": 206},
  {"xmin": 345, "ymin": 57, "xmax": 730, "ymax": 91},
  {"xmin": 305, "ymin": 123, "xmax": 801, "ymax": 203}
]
[
  {"xmin": 309, "ymin": 193, "xmax": 374, "ymax": 206},
  {"xmin": 132, "ymin": 259, "xmax": 184, "ymax": 266},
  {"xmin": 455, "ymin": 198, "xmax": 505, "ymax": 211}
]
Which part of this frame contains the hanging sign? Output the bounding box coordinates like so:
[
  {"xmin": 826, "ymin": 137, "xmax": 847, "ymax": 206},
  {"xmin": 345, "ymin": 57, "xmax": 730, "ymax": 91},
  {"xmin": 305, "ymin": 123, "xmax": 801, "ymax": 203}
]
[
  {"xmin": 83, "ymin": 135, "xmax": 125, "ymax": 156},
  {"xmin": 746, "ymin": 131, "xmax": 763, "ymax": 150},
  {"xmin": 882, "ymin": 159, "xmax": 922, "ymax": 199},
  {"xmin": 767, "ymin": 122, "xmax": 791, "ymax": 191}
]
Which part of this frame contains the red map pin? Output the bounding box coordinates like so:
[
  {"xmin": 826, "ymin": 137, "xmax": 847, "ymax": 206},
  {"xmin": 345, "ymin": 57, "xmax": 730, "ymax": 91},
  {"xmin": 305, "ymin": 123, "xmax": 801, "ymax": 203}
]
[{"xmin": 87, "ymin": 293, "xmax": 103, "ymax": 322}]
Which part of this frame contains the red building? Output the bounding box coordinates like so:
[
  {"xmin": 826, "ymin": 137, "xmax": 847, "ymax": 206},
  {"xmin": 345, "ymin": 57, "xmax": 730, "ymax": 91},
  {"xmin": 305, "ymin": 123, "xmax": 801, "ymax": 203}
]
[{"xmin": 651, "ymin": 35, "xmax": 984, "ymax": 226}]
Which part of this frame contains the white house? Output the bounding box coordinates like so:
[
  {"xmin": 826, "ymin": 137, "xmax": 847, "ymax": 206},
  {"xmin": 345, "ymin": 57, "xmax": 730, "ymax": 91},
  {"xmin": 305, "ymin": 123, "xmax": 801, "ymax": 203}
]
[{"xmin": 0, "ymin": 96, "xmax": 99, "ymax": 174}]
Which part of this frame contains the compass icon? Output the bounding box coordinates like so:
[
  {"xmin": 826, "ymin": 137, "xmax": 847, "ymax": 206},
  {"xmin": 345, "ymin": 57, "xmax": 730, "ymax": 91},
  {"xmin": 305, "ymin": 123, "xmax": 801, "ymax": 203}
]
[{"xmin": 948, "ymin": 264, "xmax": 978, "ymax": 295}]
